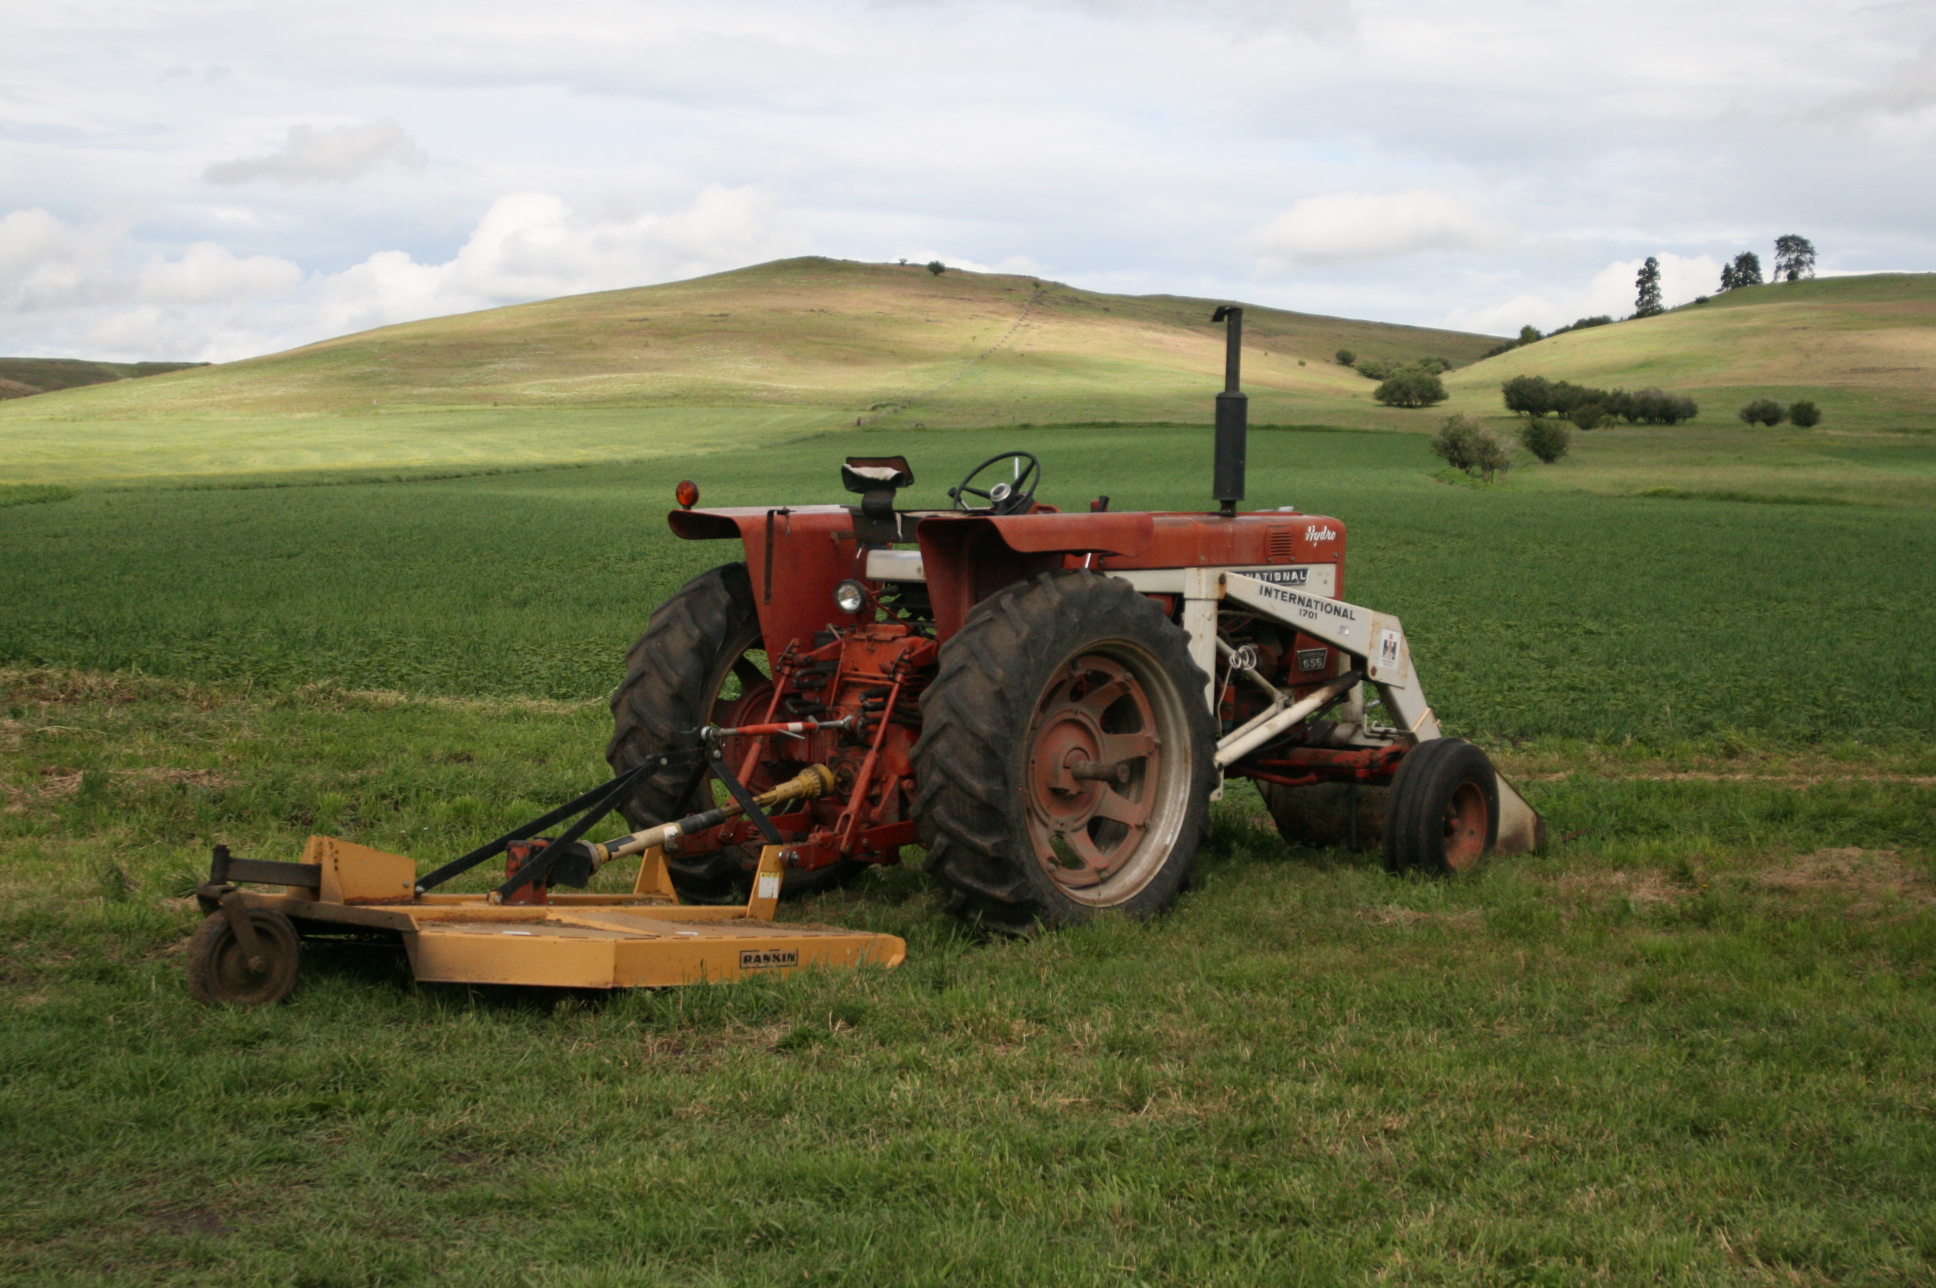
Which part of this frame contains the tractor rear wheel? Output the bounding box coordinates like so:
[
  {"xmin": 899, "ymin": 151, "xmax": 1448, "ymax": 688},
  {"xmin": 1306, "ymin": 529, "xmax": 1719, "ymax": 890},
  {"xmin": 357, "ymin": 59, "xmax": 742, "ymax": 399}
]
[
  {"xmin": 1381, "ymin": 737, "xmax": 1499, "ymax": 875},
  {"xmin": 607, "ymin": 562, "xmax": 863, "ymax": 902},
  {"xmin": 913, "ymin": 569, "xmax": 1216, "ymax": 934}
]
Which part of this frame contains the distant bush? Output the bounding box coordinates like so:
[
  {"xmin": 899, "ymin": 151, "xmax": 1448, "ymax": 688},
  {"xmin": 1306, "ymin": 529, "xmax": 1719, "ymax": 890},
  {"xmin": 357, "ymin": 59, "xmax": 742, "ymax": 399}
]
[
  {"xmin": 1519, "ymin": 324, "xmax": 1543, "ymax": 346},
  {"xmin": 1788, "ymin": 400, "xmax": 1822, "ymax": 428},
  {"xmin": 1738, "ymin": 398, "xmax": 1785, "ymax": 426},
  {"xmin": 1503, "ymin": 374, "xmax": 1618, "ymax": 419},
  {"xmin": 1568, "ymin": 403, "xmax": 1606, "ymax": 430},
  {"xmin": 1693, "ymin": 295, "xmax": 1709, "ymax": 305},
  {"xmin": 1355, "ymin": 357, "xmax": 1393, "ymax": 381},
  {"xmin": 1375, "ymin": 369, "xmax": 1448, "ymax": 408},
  {"xmin": 1433, "ymin": 415, "xmax": 1513, "ymax": 481},
  {"xmin": 1612, "ymin": 387, "xmax": 1700, "ymax": 425},
  {"xmin": 1520, "ymin": 419, "xmax": 1572, "ymax": 463},
  {"xmin": 927, "ymin": 260, "xmax": 946, "ymax": 276},
  {"xmin": 1415, "ymin": 356, "xmax": 1454, "ymax": 375},
  {"xmin": 1335, "ymin": 349, "xmax": 1355, "ymax": 366}
]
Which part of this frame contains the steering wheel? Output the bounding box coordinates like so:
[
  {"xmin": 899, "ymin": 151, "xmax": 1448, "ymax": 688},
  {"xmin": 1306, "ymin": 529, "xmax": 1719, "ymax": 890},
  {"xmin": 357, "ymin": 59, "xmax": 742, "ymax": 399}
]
[{"xmin": 948, "ymin": 451, "xmax": 1041, "ymax": 516}]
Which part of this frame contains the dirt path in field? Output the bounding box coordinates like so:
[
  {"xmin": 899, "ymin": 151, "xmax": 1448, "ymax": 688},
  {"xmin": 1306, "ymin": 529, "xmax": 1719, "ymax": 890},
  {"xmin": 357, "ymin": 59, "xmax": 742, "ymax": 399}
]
[{"xmin": 856, "ymin": 284, "xmax": 1045, "ymax": 427}]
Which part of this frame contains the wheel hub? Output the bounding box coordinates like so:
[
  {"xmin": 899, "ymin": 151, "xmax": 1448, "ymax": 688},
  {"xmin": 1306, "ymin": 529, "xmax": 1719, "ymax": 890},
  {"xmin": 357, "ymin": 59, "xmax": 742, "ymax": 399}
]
[{"xmin": 1023, "ymin": 654, "xmax": 1160, "ymax": 889}]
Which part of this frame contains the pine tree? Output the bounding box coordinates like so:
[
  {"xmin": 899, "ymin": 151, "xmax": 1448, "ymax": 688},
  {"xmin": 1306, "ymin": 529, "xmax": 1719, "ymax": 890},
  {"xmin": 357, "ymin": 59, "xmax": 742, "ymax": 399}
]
[
  {"xmin": 1634, "ymin": 257, "xmax": 1663, "ymax": 317},
  {"xmin": 1773, "ymin": 235, "xmax": 1816, "ymax": 282}
]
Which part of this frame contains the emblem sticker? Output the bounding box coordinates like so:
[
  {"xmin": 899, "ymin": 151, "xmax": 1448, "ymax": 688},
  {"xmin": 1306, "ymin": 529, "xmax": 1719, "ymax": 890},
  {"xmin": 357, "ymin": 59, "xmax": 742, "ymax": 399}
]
[
  {"xmin": 1296, "ymin": 648, "xmax": 1329, "ymax": 673},
  {"xmin": 1374, "ymin": 628, "xmax": 1403, "ymax": 676},
  {"xmin": 1243, "ymin": 567, "xmax": 1309, "ymax": 587},
  {"xmin": 740, "ymin": 949, "xmax": 798, "ymax": 970}
]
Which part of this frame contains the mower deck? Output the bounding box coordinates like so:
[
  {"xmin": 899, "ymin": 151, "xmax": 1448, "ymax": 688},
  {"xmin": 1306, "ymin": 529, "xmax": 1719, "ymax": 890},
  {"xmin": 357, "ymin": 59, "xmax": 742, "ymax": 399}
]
[{"xmin": 204, "ymin": 834, "xmax": 906, "ymax": 993}]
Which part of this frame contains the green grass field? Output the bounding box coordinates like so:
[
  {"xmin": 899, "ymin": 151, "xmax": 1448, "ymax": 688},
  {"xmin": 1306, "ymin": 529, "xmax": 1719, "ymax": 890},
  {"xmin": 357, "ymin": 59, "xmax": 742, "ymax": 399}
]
[{"xmin": 3, "ymin": 266, "xmax": 1935, "ymax": 1284}]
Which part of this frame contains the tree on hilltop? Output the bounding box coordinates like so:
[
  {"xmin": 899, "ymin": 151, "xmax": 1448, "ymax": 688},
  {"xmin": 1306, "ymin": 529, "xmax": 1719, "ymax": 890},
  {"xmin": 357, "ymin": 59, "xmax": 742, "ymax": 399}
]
[
  {"xmin": 1635, "ymin": 257, "xmax": 1663, "ymax": 317},
  {"xmin": 1773, "ymin": 235, "xmax": 1816, "ymax": 282},
  {"xmin": 1719, "ymin": 251, "xmax": 1763, "ymax": 291},
  {"xmin": 927, "ymin": 260, "xmax": 946, "ymax": 276}
]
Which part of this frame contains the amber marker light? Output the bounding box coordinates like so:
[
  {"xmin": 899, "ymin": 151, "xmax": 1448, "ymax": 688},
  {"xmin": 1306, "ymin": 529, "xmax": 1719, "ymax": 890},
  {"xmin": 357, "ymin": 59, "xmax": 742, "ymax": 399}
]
[{"xmin": 675, "ymin": 480, "xmax": 700, "ymax": 509}]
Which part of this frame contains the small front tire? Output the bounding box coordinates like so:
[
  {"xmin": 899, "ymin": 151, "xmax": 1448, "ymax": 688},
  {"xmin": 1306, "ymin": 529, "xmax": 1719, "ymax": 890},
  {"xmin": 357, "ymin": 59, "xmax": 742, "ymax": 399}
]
[{"xmin": 1381, "ymin": 738, "xmax": 1499, "ymax": 875}]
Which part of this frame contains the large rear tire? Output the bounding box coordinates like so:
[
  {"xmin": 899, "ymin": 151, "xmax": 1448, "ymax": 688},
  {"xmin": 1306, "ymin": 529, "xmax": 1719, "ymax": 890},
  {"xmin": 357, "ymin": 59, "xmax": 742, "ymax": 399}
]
[
  {"xmin": 912, "ymin": 570, "xmax": 1216, "ymax": 934},
  {"xmin": 607, "ymin": 562, "xmax": 863, "ymax": 902},
  {"xmin": 1381, "ymin": 737, "xmax": 1499, "ymax": 875}
]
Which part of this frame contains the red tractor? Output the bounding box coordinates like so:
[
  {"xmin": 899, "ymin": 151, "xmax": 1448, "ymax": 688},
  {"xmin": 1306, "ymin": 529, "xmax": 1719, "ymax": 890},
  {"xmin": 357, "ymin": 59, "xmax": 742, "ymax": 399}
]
[{"xmin": 607, "ymin": 309, "xmax": 1540, "ymax": 933}]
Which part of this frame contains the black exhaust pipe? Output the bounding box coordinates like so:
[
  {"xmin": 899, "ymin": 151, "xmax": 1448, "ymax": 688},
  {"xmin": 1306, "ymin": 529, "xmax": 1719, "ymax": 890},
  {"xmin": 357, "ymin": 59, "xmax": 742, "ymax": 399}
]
[{"xmin": 1211, "ymin": 305, "xmax": 1246, "ymax": 517}]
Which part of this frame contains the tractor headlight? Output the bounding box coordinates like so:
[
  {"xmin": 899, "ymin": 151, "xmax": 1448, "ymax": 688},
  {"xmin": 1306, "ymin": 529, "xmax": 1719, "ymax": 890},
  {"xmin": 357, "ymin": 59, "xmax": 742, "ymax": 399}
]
[{"xmin": 833, "ymin": 579, "xmax": 868, "ymax": 615}]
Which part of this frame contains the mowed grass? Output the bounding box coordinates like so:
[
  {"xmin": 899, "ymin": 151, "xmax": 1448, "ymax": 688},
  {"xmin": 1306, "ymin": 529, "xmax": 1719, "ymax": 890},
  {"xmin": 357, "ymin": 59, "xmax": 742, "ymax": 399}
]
[
  {"xmin": 3, "ymin": 425, "xmax": 1934, "ymax": 742},
  {"xmin": 3, "ymin": 669, "xmax": 1934, "ymax": 1287}
]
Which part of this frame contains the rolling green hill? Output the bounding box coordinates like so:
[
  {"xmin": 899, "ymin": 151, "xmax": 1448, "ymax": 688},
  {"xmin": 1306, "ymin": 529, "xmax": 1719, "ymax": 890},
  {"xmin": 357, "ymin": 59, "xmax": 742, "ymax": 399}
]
[
  {"xmin": 0, "ymin": 357, "xmax": 206, "ymax": 401},
  {"xmin": 1446, "ymin": 273, "xmax": 1936, "ymax": 433},
  {"xmin": 0, "ymin": 257, "xmax": 1497, "ymax": 486}
]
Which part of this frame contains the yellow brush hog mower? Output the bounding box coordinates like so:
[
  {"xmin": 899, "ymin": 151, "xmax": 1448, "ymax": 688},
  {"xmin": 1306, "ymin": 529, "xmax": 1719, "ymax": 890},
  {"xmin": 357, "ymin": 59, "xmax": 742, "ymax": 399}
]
[{"xmin": 188, "ymin": 307, "xmax": 1540, "ymax": 1005}]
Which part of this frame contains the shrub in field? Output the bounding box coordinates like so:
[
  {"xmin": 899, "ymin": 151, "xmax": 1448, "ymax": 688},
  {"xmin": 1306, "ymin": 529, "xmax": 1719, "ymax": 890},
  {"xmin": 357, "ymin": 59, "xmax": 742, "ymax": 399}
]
[
  {"xmin": 1788, "ymin": 399, "xmax": 1822, "ymax": 427},
  {"xmin": 1355, "ymin": 357, "xmax": 1393, "ymax": 381},
  {"xmin": 1416, "ymin": 356, "xmax": 1454, "ymax": 375},
  {"xmin": 1502, "ymin": 374, "xmax": 1556, "ymax": 417},
  {"xmin": 1433, "ymin": 414, "xmax": 1513, "ymax": 481},
  {"xmin": 1335, "ymin": 348, "xmax": 1355, "ymax": 366},
  {"xmin": 927, "ymin": 260, "xmax": 946, "ymax": 276},
  {"xmin": 1617, "ymin": 387, "xmax": 1700, "ymax": 425},
  {"xmin": 1374, "ymin": 369, "xmax": 1447, "ymax": 408},
  {"xmin": 1568, "ymin": 403, "xmax": 1606, "ymax": 431},
  {"xmin": 1503, "ymin": 375, "xmax": 1615, "ymax": 419},
  {"xmin": 1520, "ymin": 418, "xmax": 1572, "ymax": 463},
  {"xmin": 1739, "ymin": 398, "xmax": 1786, "ymax": 427}
]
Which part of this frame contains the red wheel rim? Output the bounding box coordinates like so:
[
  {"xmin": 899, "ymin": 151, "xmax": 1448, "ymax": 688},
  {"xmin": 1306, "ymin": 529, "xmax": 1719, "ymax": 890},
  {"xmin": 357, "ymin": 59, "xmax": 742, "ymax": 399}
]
[
  {"xmin": 1022, "ymin": 653, "xmax": 1164, "ymax": 893},
  {"xmin": 1442, "ymin": 780, "xmax": 1490, "ymax": 871}
]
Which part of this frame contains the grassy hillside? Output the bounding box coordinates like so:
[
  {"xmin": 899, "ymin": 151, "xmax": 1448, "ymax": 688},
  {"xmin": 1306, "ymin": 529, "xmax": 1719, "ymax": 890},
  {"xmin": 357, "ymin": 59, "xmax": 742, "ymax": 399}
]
[
  {"xmin": 1446, "ymin": 273, "xmax": 1936, "ymax": 433},
  {"xmin": 0, "ymin": 258, "xmax": 1498, "ymax": 486},
  {"xmin": 0, "ymin": 358, "xmax": 205, "ymax": 401}
]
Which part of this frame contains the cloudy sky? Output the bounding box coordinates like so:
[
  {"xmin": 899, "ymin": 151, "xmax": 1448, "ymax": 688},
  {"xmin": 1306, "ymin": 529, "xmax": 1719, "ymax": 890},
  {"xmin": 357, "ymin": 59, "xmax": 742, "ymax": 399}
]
[{"xmin": 4, "ymin": 0, "xmax": 1932, "ymax": 360}]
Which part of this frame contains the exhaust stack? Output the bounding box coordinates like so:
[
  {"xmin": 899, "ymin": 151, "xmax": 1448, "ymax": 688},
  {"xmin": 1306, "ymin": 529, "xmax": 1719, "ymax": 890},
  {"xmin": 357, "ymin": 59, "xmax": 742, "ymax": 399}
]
[{"xmin": 1211, "ymin": 305, "xmax": 1246, "ymax": 517}]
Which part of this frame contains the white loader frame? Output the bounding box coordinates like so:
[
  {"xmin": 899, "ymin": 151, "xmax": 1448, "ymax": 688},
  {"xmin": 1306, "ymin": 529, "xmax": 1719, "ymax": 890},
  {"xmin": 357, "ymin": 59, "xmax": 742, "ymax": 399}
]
[{"xmin": 1112, "ymin": 565, "xmax": 1543, "ymax": 855}]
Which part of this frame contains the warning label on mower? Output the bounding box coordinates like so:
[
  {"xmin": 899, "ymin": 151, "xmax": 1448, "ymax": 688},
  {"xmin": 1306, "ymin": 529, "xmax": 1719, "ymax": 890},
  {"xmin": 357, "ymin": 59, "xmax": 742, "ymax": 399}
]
[{"xmin": 740, "ymin": 949, "xmax": 799, "ymax": 970}]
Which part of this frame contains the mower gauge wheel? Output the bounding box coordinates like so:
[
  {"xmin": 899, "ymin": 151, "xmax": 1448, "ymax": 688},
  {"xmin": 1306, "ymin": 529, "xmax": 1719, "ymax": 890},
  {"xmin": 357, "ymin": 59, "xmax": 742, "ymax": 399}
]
[
  {"xmin": 186, "ymin": 905, "xmax": 301, "ymax": 1006},
  {"xmin": 949, "ymin": 451, "xmax": 1041, "ymax": 516}
]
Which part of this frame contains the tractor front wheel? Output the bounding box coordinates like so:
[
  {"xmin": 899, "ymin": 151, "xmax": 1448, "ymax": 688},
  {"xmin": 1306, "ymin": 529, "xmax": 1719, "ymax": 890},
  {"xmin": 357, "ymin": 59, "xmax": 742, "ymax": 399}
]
[
  {"xmin": 608, "ymin": 562, "xmax": 864, "ymax": 902},
  {"xmin": 1381, "ymin": 737, "xmax": 1499, "ymax": 875},
  {"xmin": 913, "ymin": 569, "xmax": 1216, "ymax": 934}
]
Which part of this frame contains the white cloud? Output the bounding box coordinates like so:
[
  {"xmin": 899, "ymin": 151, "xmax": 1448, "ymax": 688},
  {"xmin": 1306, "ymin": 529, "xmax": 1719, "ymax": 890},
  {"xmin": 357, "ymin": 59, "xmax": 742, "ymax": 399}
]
[
  {"xmin": 310, "ymin": 185, "xmax": 808, "ymax": 335},
  {"xmin": 135, "ymin": 243, "xmax": 302, "ymax": 305},
  {"xmin": 1818, "ymin": 41, "xmax": 1936, "ymax": 119},
  {"xmin": 204, "ymin": 119, "xmax": 429, "ymax": 186},
  {"xmin": 1243, "ymin": 191, "xmax": 1519, "ymax": 270},
  {"xmin": 1444, "ymin": 252, "xmax": 1722, "ymax": 334},
  {"xmin": 0, "ymin": 187, "xmax": 807, "ymax": 360}
]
